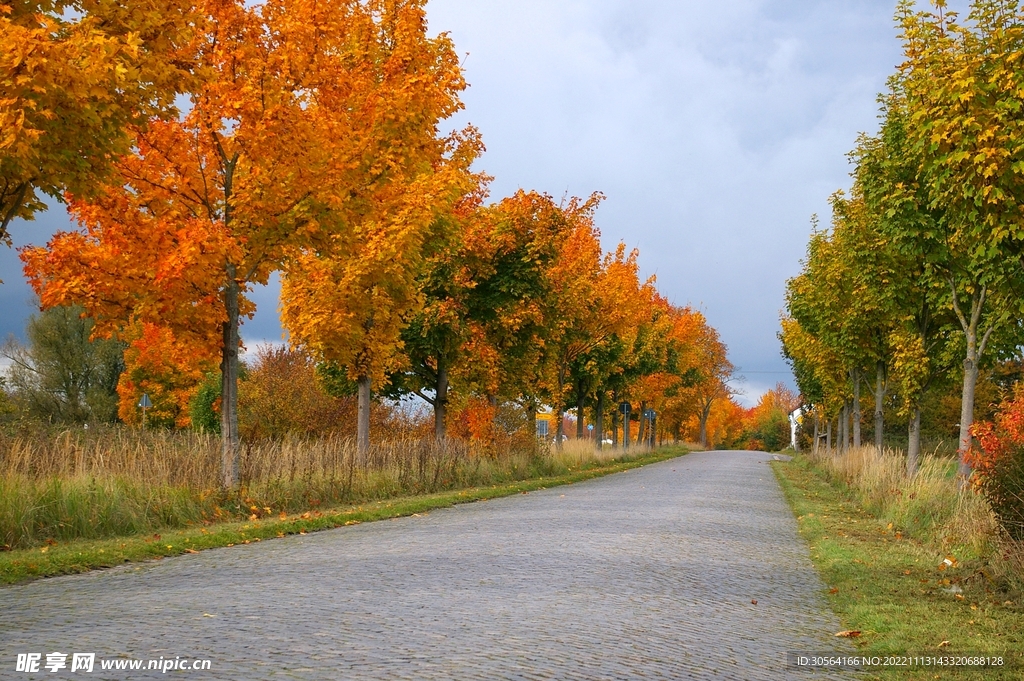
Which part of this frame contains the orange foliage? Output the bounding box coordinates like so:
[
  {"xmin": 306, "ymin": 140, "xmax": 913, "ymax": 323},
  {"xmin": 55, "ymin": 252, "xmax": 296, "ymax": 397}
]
[
  {"xmin": 117, "ymin": 322, "xmax": 217, "ymax": 428},
  {"xmin": 449, "ymin": 396, "xmax": 499, "ymax": 445}
]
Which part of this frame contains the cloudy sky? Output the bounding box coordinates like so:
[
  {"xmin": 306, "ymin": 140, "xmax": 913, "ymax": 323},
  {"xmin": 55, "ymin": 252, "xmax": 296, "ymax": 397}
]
[{"xmin": 1, "ymin": 0, "xmax": 917, "ymax": 405}]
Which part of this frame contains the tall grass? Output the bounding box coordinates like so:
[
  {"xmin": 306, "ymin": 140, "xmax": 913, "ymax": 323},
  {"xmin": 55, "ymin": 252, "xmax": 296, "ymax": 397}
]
[
  {"xmin": 808, "ymin": 444, "xmax": 1024, "ymax": 591},
  {"xmin": 810, "ymin": 445, "xmax": 998, "ymax": 556},
  {"xmin": 0, "ymin": 425, "xmax": 651, "ymax": 550}
]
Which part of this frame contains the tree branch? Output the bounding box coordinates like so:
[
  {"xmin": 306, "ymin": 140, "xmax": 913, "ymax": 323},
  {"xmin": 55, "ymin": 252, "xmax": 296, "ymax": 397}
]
[{"xmin": 412, "ymin": 388, "xmax": 435, "ymax": 406}]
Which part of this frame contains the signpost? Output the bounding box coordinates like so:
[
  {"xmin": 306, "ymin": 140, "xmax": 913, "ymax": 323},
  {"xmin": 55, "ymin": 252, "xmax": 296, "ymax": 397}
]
[
  {"xmin": 138, "ymin": 393, "xmax": 152, "ymax": 427},
  {"xmin": 643, "ymin": 409, "xmax": 657, "ymax": 448}
]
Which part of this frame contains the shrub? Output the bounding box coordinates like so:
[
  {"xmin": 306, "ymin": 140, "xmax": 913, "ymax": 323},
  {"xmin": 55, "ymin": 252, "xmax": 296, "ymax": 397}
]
[
  {"xmin": 970, "ymin": 386, "xmax": 1024, "ymax": 541},
  {"xmin": 189, "ymin": 372, "xmax": 221, "ymax": 434}
]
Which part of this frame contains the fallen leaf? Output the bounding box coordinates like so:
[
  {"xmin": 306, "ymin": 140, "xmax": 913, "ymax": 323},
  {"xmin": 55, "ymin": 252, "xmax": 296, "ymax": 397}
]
[
  {"xmin": 937, "ymin": 640, "xmax": 950, "ymax": 648},
  {"xmin": 279, "ymin": 512, "xmax": 287, "ymax": 520},
  {"xmin": 751, "ymin": 599, "xmax": 758, "ymax": 605},
  {"xmin": 835, "ymin": 631, "xmax": 861, "ymax": 638},
  {"xmin": 249, "ymin": 514, "xmax": 258, "ymax": 521},
  {"xmin": 185, "ymin": 549, "xmax": 199, "ymax": 554},
  {"xmin": 829, "ymin": 588, "xmax": 839, "ymax": 594},
  {"xmin": 203, "ymin": 613, "xmax": 215, "ymax": 618},
  {"xmin": 301, "ymin": 512, "xmax": 311, "ymax": 520},
  {"xmin": 904, "ymin": 570, "xmax": 912, "ymax": 575}
]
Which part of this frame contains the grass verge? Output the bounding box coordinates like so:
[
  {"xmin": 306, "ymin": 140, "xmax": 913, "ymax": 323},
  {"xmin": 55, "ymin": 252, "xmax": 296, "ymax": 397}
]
[
  {"xmin": 772, "ymin": 454, "xmax": 1024, "ymax": 680},
  {"xmin": 0, "ymin": 446, "xmax": 684, "ymax": 586}
]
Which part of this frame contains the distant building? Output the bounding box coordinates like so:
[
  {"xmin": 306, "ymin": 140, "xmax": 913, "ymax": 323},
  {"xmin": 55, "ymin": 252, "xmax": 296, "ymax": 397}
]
[{"xmin": 788, "ymin": 407, "xmax": 803, "ymax": 451}]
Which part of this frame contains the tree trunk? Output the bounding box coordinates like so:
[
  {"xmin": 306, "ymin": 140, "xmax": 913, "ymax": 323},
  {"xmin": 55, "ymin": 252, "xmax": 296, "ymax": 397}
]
[
  {"xmin": 357, "ymin": 374, "xmax": 370, "ymax": 465},
  {"xmin": 950, "ymin": 285, "xmax": 993, "ymax": 485},
  {"xmin": 623, "ymin": 407, "xmax": 631, "ymax": 449},
  {"xmin": 874, "ymin": 360, "xmax": 885, "ymax": 455},
  {"xmin": 852, "ymin": 369, "xmax": 861, "ymax": 448},
  {"xmin": 220, "ymin": 266, "xmax": 241, "ymax": 490},
  {"xmin": 907, "ymin": 404, "xmax": 921, "ymax": 478},
  {"xmin": 434, "ymin": 363, "xmax": 448, "ymax": 441},
  {"xmin": 555, "ymin": 411, "xmax": 564, "ymax": 450},
  {"xmin": 839, "ymin": 402, "xmax": 847, "ymax": 456},
  {"xmin": 595, "ymin": 391, "xmax": 604, "ymax": 450},
  {"xmin": 637, "ymin": 400, "xmax": 647, "ymax": 448},
  {"xmin": 958, "ymin": 352, "xmax": 980, "ymax": 479},
  {"xmin": 577, "ymin": 381, "xmax": 585, "ymax": 440},
  {"xmin": 699, "ymin": 401, "xmax": 711, "ymax": 449},
  {"xmin": 812, "ymin": 411, "xmax": 820, "ymax": 456},
  {"xmin": 611, "ymin": 408, "xmax": 619, "ymax": 448},
  {"xmin": 826, "ymin": 418, "xmax": 832, "ymax": 455}
]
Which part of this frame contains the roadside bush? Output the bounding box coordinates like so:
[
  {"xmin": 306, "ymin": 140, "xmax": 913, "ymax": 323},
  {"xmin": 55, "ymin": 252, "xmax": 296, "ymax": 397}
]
[
  {"xmin": 970, "ymin": 386, "xmax": 1024, "ymax": 541},
  {"xmin": 189, "ymin": 372, "xmax": 221, "ymax": 434}
]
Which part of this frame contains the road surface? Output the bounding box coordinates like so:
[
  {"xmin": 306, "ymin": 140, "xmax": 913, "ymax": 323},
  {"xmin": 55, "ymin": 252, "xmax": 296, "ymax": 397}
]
[{"xmin": 2, "ymin": 450, "xmax": 853, "ymax": 679}]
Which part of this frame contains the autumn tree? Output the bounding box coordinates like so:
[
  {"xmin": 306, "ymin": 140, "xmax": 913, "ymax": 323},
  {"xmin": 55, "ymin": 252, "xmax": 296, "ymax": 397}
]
[
  {"xmin": 0, "ymin": 0, "xmax": 197, "ymax": 245},
  {"xmin": 22, "ymin": 0, "xmax": 469, "ymax": 488},
  {"xmin": 470, "ymin": 191, "xmax": 582, "ymax": 422},
  {"xmin": 678, "ymin": 318, "xmax": 733, "ymax": 449},
  {"xmin": 852, "ymin": 87, "xmax": 958, "ymax": 473},
  {"xmin": 898, "ymin": 0, "xmax": 1024, "ymax": 480}
]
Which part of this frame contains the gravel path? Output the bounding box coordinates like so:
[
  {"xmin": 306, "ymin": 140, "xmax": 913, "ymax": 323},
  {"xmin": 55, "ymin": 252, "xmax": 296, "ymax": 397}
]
[{"xmin": 2, "ymin": 450, "xmax": 854, "ymax": 679}]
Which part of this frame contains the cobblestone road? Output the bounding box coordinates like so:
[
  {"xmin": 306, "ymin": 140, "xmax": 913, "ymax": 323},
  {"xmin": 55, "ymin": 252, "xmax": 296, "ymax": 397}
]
[{"xmin": 2, "ymin": 451, "xmax": 855, "ymax": 680}]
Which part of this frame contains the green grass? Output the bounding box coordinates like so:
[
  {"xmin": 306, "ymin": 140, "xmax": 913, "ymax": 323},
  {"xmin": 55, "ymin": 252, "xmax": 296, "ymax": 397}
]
[
  {"xmin": 773, "ymin": 454, "xmax": 1024, "ymax": 680},
  {"xmin": 0, "ymin": 446, "xmax": 685, "ymax": 585}
]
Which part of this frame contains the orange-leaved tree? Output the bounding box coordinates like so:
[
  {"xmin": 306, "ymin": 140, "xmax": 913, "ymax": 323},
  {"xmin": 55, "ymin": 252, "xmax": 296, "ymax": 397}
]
[
  {"xmin": 117, "ymin": 322, "xmax": 217, "ymax": 428},
  {"xmin": 1, "ymin": 0, "xmax": 198, "ymax": 246},
  {"xmin": 23, "ymin": 0, "xmax": 468, "ymax": 488}
]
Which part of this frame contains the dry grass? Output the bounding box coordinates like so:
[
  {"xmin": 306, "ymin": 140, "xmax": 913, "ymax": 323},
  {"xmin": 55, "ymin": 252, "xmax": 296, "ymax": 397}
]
[
  {"xmin": 811, "ymin": 445, "xmax": 998, "ymax": 555},
  {"xmin": 809, "ymin": 444, "xmax": 1024, "ymax": 591},
  {"xmin": 0, "ymin": 425, "xmax": 649, "ymax": 550}
]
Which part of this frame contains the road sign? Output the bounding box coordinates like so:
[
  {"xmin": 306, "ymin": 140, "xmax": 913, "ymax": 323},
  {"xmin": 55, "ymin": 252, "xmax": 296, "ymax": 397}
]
[
  {"xmin": 138, "ymin": 393, "xmax": 152, "ymax": 427},
  {"xmin": 619, "ymin": 402, "xmax": 631, "ymax": 414}
]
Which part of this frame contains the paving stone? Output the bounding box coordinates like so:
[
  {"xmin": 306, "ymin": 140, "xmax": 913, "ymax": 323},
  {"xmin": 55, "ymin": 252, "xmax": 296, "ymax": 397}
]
[{"xmin": 1, "ymin": 451, "xmax": 855, "ymax": 679}]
